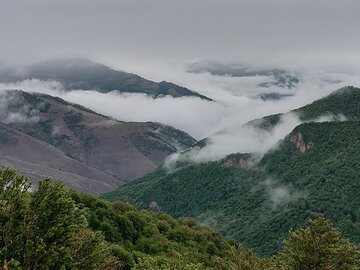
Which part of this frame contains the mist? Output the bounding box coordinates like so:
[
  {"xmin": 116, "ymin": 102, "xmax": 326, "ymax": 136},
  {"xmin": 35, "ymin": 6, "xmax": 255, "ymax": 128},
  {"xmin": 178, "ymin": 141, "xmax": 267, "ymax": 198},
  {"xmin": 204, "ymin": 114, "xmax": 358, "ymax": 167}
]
[
  {"xmin": 1, "ymin": 0, "xmax": 360, "ymax": 166},
  {"xmin": 264, "ymin": 179, "xmax": 306, "ymax": 209},
  {"xmin": 164, "ymin": 113, "xmax": 303, "ymax": 169},
  {"xmin": 0, "ymin": 66, "xmax": 356, "ymax": 140},
  {"xmin": 0, "ymin": 74, "xmax": 351, "ymax": 168},
  {"xmin": 0, "ymin": 91, "xmax": 40, "ymax": 124}
]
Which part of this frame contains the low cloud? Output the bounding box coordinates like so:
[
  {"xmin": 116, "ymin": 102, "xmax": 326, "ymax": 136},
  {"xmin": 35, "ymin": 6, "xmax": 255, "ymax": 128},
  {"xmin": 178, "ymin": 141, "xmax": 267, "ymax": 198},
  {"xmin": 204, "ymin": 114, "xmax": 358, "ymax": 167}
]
[
  {"xmin": 0, "ymin": 68, "xmax": 353, "ymax": 140},
  {"xmin": 313, "ymin": 113, "xmax": 347, "ymax": 122},
  {"xmin": 0, "ymin": 63, "xmax": 358, "ymax": 155},
  {"xmin": 0, "ymin": 91, "xmax": 40, "ymax": 124},
  {"xmin": 164, "ymin": 113, "xmax": 302, "ymax": 169},
  {"xmin": 187, "ymin": 60, "xmax": 300, "ymax": 93},
  {"xmin": 264, "ymin": 179, "xmax": 306, "ymax": 209},
  {"xmin": 164, "ymin": 109, "xmax": 352, "ymax": 169}
]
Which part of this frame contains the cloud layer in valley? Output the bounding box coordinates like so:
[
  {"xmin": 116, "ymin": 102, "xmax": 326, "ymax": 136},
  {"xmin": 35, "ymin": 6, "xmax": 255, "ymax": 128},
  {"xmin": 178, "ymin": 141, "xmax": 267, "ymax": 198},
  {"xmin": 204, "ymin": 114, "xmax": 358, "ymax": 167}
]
[
  {"xmin": 0, "ymin": 66, "xmax": 355, "ymax": 140},
  {"xmin": 164, "ymin": 113, "xmax": 303, "ymax": 169},
  {"xmin": 0, "ymin": 64, "xmax": 358, "ymax": 168}
]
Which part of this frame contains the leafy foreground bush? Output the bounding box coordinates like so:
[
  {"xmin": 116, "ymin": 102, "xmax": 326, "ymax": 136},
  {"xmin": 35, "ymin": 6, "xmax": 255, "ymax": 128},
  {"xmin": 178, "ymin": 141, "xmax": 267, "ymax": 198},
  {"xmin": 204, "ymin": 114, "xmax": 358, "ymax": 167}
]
[{"xmin": 0, "ymin": 168, "xmax": 358, "ymax": 269}]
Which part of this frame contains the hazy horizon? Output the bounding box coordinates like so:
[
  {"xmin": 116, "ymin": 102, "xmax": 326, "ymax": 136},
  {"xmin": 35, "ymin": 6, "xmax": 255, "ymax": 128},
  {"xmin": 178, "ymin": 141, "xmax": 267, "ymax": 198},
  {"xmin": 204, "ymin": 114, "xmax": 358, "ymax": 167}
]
[{"xmin": 1, "ymin": 0, "xmax": 360, "ymax": 159}]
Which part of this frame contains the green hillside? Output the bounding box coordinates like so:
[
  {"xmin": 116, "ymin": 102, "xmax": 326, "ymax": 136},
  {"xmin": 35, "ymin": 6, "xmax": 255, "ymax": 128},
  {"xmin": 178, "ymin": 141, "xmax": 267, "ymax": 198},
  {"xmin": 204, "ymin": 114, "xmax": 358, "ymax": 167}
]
[
  {"xmin": 0, "ymin": 168, "xmax": 238, "ymax": 269},
  {"xmin": 103, "ymin": 87, "xmax": 360, "ymax": 256},
  {"xmin": 250, "ymin": 85, "xmax": 360, "ymax": 130},
  {"xmin": 1, "ymin": 168, "xmax": 359, "ymax": 269}
]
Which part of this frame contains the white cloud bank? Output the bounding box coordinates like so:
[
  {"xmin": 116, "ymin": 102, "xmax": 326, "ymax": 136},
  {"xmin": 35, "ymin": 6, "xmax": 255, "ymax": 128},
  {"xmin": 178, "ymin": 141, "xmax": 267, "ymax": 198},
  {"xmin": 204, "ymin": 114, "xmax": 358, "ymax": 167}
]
[
  {"xmin": 0, "ymin": 91, "xmax": 40, "ymax": 124},
  {"xmin": 0, "ymin": 67, "xmax": 355, "ymax": 138},
  {"xmin": 0, "ymin": 63, "xmax": 359, "ymax": 166},
  {"xmin": 164, "ymin": 113, "xmax": 303, "ymax": 169}
]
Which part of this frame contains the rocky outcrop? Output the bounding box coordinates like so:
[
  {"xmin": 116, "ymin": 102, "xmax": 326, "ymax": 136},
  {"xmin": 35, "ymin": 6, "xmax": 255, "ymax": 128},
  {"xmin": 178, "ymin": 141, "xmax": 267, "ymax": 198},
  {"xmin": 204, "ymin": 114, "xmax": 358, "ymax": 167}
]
[
  {"xmin": 221, "ymin": 153, "xmax": 253, "ymax": 169},
  {"xmin": 290, "ymin": 132, "xmax": 314, "ymax": 153}
]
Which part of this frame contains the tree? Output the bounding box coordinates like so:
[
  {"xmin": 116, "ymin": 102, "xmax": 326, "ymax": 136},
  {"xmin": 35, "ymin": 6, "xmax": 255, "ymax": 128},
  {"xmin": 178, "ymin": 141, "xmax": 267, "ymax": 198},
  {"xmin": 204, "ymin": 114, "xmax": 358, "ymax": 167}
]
[
  {"xmin": 0, "ymin": 168, "xmax": 29, "ymax": 268},
  {"xmin": 68, "ymin": 227, "xmax": 123, "ymax": 269},
  {"xmin": 278, "ymin": 218, "xmax": 360, "ymax": 270},
  {"xmin": 19, "ymin": 178, "xmax": 116, "ymax": 269},
  {"xmin": 212, "ymin": 245, "xmax": 277, "ymax": 270},
  {"xmin": 21, "ymin": 179, "xmax": 81, "ymax": 269},
  {"xmin": 134, "ymin": 255, "xmax": 207, "ymax": 270}
]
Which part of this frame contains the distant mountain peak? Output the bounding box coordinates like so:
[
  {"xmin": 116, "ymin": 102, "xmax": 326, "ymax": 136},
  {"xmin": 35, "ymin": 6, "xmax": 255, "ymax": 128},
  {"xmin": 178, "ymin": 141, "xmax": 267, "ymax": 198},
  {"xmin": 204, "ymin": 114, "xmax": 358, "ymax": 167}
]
[
  {"xmin": 187, "ymin": 60, "xmax": 300, "ymax": 92},
  {"xmin": 329, "ymin": 85, "xmax": 358, "ymax": 95},
  {"xmin": 30, "ymin": 57, "xmax": 110, "ymax": 70},
  {"xmin": 0, "ymin": 58, "xmax": 211, "ymax": 100}
]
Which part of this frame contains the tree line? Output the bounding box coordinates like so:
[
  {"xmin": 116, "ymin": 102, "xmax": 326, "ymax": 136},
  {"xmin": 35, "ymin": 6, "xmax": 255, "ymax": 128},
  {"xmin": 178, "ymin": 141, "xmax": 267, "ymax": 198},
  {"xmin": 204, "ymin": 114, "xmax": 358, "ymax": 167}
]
[{"xmin": 0, "ymin": 168, "xmax": 358, "ymax": 269}]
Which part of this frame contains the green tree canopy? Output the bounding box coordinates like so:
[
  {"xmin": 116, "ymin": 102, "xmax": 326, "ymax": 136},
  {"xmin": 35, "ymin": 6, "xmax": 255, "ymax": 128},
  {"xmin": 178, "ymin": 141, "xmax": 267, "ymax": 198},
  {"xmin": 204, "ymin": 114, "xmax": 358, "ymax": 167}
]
[{"xmin": 278, "ymin": 218, "xmax": 360, "ymax": 270}]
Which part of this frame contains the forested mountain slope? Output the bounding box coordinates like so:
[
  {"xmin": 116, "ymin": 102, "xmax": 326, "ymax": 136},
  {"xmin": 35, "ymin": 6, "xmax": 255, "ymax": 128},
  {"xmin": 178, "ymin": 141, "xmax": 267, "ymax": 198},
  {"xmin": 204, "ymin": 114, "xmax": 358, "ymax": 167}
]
[
  {"xmin": 104, "ymin": 86, "xmax": 360, "ymax": 255},
  {"xmin": 249, "ymin": 85, "xmax": 360, "ymax": 130}
]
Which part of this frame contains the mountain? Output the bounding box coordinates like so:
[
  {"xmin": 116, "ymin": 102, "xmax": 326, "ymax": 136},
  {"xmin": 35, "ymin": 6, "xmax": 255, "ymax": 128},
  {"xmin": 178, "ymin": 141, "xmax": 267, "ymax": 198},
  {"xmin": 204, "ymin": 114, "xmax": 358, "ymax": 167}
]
[
  {"xmin": 0, "ymin": 90, "xmax": 196, "ymax": 193},
  {"xmin": 0, "ymin": 122, "xmax": 120, "ymax": 193},
  {"xmin": 195, "ymin": 85, "xmax": 360, "ymax": 150},
  {"xmin": 182, "ymin": 85, "xmax": 360, "ymax": 154},
  {"xmin": 103, "ymin": 86, "xmax": 360, "ymax": 256},
  {"xmin": 0, "ymin": 58, "xmax": 211, "ymax": 100},
  {"xmin": 249, "ymin": 85, "xmax": 360, "ymax": 130},
  {"xmin": 187, "ymin": 60, "xmax": 300, "ymax": 100},
  {"xmin": 187, "ymin": 61, "xmax": 300, "ymax": 89}
]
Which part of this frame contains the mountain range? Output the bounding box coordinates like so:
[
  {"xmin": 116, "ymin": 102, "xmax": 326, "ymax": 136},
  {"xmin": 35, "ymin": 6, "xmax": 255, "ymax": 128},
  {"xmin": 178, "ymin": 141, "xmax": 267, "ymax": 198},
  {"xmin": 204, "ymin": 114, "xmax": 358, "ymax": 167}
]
[
  {"xmin": 103, "ymin": 86, "xmax": 360, "ymax": 256},
  {"xmin": 187, "ymin": 60, "xmax": 300, "ymax": 100},
  {"xmin": 1, "ymin": 58, "xmax": 359, "ymax": 259},
  {"xmin": 188, "ymin": 60, "xmax": 299, "ymax": 89}
]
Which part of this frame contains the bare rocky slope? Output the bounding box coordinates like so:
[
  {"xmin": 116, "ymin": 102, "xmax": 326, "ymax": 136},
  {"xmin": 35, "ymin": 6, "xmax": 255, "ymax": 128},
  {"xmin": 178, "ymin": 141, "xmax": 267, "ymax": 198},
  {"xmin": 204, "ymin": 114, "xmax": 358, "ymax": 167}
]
[{"xmin": 0, "ymin": 90, "xmax": 196, "ymax": 193}]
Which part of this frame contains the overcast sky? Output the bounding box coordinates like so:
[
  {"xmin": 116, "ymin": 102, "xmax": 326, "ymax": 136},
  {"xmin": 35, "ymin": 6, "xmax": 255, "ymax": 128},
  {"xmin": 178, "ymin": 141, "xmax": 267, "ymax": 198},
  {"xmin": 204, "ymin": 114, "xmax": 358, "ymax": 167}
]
[
  {"xmin": 1, "ymin": 0, "xmax": 360, "ymax": 158},
  {"xmin": 1, "ymin": 0, "xmax": 360, "ymax": 73}
]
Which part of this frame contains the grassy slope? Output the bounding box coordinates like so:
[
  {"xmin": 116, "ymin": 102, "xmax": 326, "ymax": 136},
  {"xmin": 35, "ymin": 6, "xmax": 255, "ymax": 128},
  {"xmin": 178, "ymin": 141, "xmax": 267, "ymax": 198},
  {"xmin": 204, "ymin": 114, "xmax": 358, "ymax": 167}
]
[{"xmin": 1, "ymin": 90, "xmax": 196, "ymax": 191}]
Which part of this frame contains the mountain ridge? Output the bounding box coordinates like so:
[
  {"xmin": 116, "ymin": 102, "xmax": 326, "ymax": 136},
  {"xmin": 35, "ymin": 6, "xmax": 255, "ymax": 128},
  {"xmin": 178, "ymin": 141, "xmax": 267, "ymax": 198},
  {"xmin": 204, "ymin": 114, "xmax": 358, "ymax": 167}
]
[
  {"xmin": 0, "ymin": 58, "xmax": 212, "ymax": 100},
  {"xmin": 103, "ymin": 86, "xmax": 360, "ymax": 255},
  {"xmin": 0, "ymin": 90, "xmax": 196, "ymax": 193}
]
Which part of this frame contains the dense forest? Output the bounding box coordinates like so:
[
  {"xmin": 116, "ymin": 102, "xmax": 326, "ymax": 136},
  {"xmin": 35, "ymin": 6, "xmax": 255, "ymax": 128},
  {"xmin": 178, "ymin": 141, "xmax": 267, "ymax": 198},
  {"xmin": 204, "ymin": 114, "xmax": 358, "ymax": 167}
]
[
  {"xmin": 104, "ymin": 87, "xmax": 360, "ymax": 256},
  {"xmin": 104, "ymin": 120, "xmax": 360, "ymax": 257},
  {"xmin": 0, "ymin": 168, "xmax": 359, "ymax": 269},
  {"xmin": 249, "ymin": 85, "xmax": 360, "ymax": 130}
]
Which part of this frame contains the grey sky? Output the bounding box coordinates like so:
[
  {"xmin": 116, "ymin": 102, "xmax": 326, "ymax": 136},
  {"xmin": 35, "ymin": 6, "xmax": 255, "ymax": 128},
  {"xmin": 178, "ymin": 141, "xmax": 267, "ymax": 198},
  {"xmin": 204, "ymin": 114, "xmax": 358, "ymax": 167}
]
[
  {"xmin": 1, "ymin": 0, "xmax": 360, "ymax": 144},
  {"xmin": 1, "ymin": 0, "xmax": 360, "ymax": 72}
]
